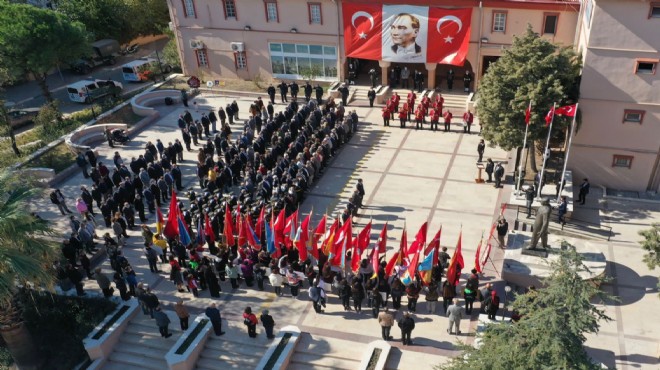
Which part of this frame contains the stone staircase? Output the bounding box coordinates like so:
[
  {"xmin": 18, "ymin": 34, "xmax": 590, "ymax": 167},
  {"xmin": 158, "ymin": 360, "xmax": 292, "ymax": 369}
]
[
  {"xmin": 287, "ymin": 332, "xmax": 363, "ymax": 370},
  {"xmin": 102, "ymin": 311, "xmax": 182, "ymax": 370},
  {"xmin": 195, "ymin": 321, "xmax": 270, "ymax": 369}
]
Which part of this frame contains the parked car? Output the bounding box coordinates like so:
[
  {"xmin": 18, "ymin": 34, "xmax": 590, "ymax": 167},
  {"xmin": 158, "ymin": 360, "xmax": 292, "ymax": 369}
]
[
  {"xmin": 7, "ymin": 108, "xmax": 40, "ymax": 128},
  {"xmin": 71, "ymin": 39, "xmax": 120, "ymax": 74},
  {"xmin": 66, "ymin": 79, "xmax": 123, "ymax": 104},
  {"xmin": 121, "ymin": 58, "xmax": 172, "ymax": 82}
]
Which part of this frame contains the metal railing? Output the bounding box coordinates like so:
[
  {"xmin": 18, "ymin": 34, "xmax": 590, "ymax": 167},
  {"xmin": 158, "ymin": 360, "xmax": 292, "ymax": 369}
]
[{"xmin": 514, "ymin": 205, "xmax": 613, "ymax": 241}]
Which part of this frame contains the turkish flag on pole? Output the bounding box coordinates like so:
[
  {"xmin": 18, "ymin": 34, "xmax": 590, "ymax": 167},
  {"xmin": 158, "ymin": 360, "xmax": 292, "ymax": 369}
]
[
  {"xmin": 474, "ymin": 239, "xmax": 483, "ymax": 274},
  {"xmin": 343, "ymin": 3, "xmax": 382, "ymax": 60},
  {"xmin": 427, "ymin": 8, "xmax": 472, "ymax": 65},
  {"xmin": 525, "ymin": 101, "xmax": 532, "ymax": 125},
  {"xmin": 555, "ymin": 104, "xmax": 577, "ymax": 117},
  {"xmin": 407, "ymin": 222, "xmax": 427, "ymax": 255},
  {"xmin": 545, "ymin": 106, "xmax": 555, "ymax": 127}
]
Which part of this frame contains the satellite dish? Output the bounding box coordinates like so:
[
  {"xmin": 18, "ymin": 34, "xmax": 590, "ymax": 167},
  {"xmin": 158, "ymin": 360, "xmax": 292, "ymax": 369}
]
[{"xmin": 206, "ymin": 80, "xmax": 214, "ymax": 88}]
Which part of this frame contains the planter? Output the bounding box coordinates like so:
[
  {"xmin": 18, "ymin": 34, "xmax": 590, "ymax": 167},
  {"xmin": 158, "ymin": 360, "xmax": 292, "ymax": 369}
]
[
  {"xmin": 256, "ymin": 325, "xmax": 301, "ymax": 370},
  {"xmin": 83, "ymin": 299, "xmax": 139, "ymax": 361},
  {"xmin": 358, "ymin": 340, "xmax": 391, "ymax": 370},
  {"xmin": 165, "ymin": 315, "xmax": 212, "ymax": 370}
]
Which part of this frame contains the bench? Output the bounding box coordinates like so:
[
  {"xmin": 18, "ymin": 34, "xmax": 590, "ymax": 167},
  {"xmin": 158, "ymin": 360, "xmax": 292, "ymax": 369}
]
[
  {"xmin": 65, "ymin": 123, "xmax": 128, "ymax": 152},
  {"xmin": 131, "ymin": 89, "xmax": 181, "ymax": 116}
]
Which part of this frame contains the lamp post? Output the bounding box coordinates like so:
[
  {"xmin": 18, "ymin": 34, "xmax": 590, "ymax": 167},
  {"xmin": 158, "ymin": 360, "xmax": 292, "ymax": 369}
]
[{"xmin": 502, "ymin": 285, "xmax": 512, "ymax": 321}]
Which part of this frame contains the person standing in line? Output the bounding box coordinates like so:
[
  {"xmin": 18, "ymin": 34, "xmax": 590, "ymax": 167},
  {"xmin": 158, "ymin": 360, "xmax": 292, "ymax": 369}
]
[
  {"xmin": 260, "ymin": 309, "xmax": 276, "ymax": 339},
  {"xmin": 378, "ymin": 307, "xmax": 394, "ymax": 341},
  {"xmin": 494, "ymin": 162, "xmax": 504, "ymax": 188},
  {"xmin": 446, "ymin": 298, "xmax": 465, "ymax": 335},
  {"xmin": 180, "ymin": 89, "xmax": 188, "ymax": 107},
  {"xmin": 485, "ymin": 290, "xmax": 500, "ymax": 320},
  {"xmin": 174, "ymin": 300, "xmax": 190, "ymax": 331},
  {"xmin": 496, "ymin": 217, "xmax": 509, "ymax": 249},
  {"xmin": 485, "ymin": 158, "xmax": 494, "ymax": 183},
  {"xmin": 153, "ymin": 306, "xmax": 172, "ymax": 338},
  {"xmin": 463, "ymin": 110, "xmax": 474, "ymax": 133},
  {"xmin": 243, "ymin": 306, "xmax": 259, "ymax": 338},
  {"xmin": 557, "ymin": 196, "xmax": 568, "ymax": 224},
  {"xmin": 578, "ymin": 178, "xmax": 590, "ymax": 205},
  {"xmin": 524, "ymin": 184, "xmax": 536, "ymax": 218},
  {"xmin": 406, "ymin": 280, "xmax": 421, "ymax": 313},
  {"xmin": 477, "ymin": 139, "xmax": 485, "ymax": 163},
  {"xmin": 443, "ymin": 110, "xmax": 452, "ymax": 132},
  {"xmin": 382, "ymin": 106, "xmax": 391, "ymax": 127},
  {"xmin": 351, "ymin": 279, "xmax": 365, "ymax": 313},
  {"xmin": 424, "ymin": 281, "xmax": 439, "ymax": 314},
  {"xmin": 205, "ymin": 303, "xmax": 225, "ymax": 336},
  {"xmin": 398, "ymin": 312, "xmax": 415, "ymax": 345},
  {"xmin": 267, "ymin": 84, "xmax": 276, "ymax": 104},
  {"xmin": 368, "ymin": 88, "xmax": 376, "ymax": 107},
  {"xmin": 95, "ymin": 268, "xmax": 113, "ymax": 298},
  {"xmin": 442, "ymin": 279, "xmax": 456, "ymax": 313},
  {"xmin": 50, "ymin": 189, "xmax": 73, "ymax": 215}
]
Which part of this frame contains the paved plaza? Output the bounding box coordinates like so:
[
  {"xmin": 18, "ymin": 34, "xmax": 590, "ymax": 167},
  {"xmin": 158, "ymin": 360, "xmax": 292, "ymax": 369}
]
[{"xmin": 32, "ymin": 91, "xmax": 659, "ymax": 369}]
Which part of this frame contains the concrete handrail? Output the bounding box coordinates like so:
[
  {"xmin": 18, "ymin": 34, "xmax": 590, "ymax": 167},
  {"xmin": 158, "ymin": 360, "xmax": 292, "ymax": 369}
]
[
  {"xmin": 256, "ymin": 325, "xmax": 301, "ymax": 370},
  {"xmin": 359, "ymin": 340, "xmax": 391, "ymax": 370},
  {"xmin": 131, "ymin": 89, "xmax": 181, "ymax": 116},
  {"xmin": 65, "ymin": 123, "xmax": 128, "ymax": 153},
  {"xmin": 83, "ymin": 299, "xmax": 139, "ymax": 361},
  {"xmin": 375, "ymin": 85, "xmax": 390, "ymax": 105},
  {"xmin": 165, "ymin": 315, "xmax": 212, "ymax": 370}
]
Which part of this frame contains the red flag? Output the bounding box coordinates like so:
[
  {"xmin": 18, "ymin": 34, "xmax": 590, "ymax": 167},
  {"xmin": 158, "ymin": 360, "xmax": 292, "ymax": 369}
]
[
  {"xmin": 255, "ymin": 206, "xmax": 265, "ymax": 240},
  {"xmin": 163, "ymin": 191, "xmax": 179, "ymax": 239},
  {"xmin": 311, "ymin": 214, "xmax": 326, "ymax": 258},
  {"xmin": 370, "ymin": 245, "xmax": 380, "ymax": 278},
  {"xmin": 377, "ymin": 222, "xmax": 388, "ymax": 253},
  {"xmin": 351, "ymin": 236, "xmax": 362, "ymax": 272},
  {"xmin": 223, "ymin": 203, "xmax": 234, "ymax": 247},
  {"xmin": 296, "ymin": 212, "xmax": 312, "ymax": 262},
  {"xmin": 322, "ymin": 218, "xmax": 339, "ymax": 256},
  {"xmin": 357, "ymin": 221, "xmax": 372, "ymax": 256},
  {"xmin": 525, "ymin": 101, "xmax": 532, "ymax": 125},
  {"xmin": 400, "ymin": 226, "xmax": 408, "ymax": 257},
  {"xmin": 204, "ymin": 213, "xmax": 215, "ymax": 244},
  {"xmin": 343, "ymin": 3, "xmax": 382, "ymax": 61},
  {"xmin": 474, "ymin": 239, "xmax": 483, "ymax": 274},
  {"xmin": 237, "ymin": 214, "xmax": 247, "ymax": 247},
  {"xmin": 283, "ymin": 210, "xmax": 298, "ymax": 248},
  {"xmin": 407, "ymin": 222, "xmax": 427, "ymax": 255},
  {"xmin": 424, "ymin": 227, "xmax": 442, "ymax": 267},
  {"xmin": 545, "ymin": 106, "xmax": 555, "ymax": 126},
  {"xmin": 481, "ymin": 242, "xmax": 492, "ymax": 272},
  {"xmin": 385, "ymin": 247, "xmax": 402, "ymax": 276},
  {"xmin": 401, "ymin": 251, "xmax": 420, "ymax": 285},
  {"xmin": 245, "ymin": 218, "xmax": 261, "ymax": 251},
  {"xmin": 234, "ymin": 204, "xmax": 241, "ymax": 232},
  {"xmin": 555, "ymin": 104, "xmax": 577, "ymax": 117},
  {"xmin": 331, "ymin": 218, "xmax": 352, "ymax": 268},
  {"xmin": 446, "ymin": 231, "xmax": 464, "ymax": 286},
  {"xmin": 273, "ymin": 209, "xmax": 286, "ymax": 246},
  {"xmin": 427, "ymin": 8, "xmax": 472, "ymax": 65}
]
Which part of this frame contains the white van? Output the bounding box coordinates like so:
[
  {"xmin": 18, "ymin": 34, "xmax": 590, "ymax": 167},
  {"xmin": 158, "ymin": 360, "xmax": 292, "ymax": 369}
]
[
  {"xmin": 66, "ymin": 79, "xmax": 123, "ymax": 103},
  {"xmin": 121, "ymin": 58, "xmax": 172, "ymax": 82}
]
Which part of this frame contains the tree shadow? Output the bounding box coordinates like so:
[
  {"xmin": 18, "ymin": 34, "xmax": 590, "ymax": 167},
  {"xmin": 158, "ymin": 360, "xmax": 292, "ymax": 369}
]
[
  {"xmin": 585, "ymin": 345, "xmax": 616, "ymax": 369},
  {"xmin": 616, "ymin": 353, "xmax": 660, "ymax": 367},
  {"xmin": 602, "ymin": 261, "xmax": 659, "ymax": 306}
]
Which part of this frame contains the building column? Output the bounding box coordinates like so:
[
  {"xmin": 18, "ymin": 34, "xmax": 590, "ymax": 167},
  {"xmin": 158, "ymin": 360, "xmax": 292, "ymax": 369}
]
[
  {"xmin": 379, "ymin": 60, "xmax": 391, "ymax": 86},
  {"xmin": 339, "ymin": 57, "xmax": 347, "ymax": 81},
  {"xmin": 425, "ymin": 63, "xmax": 437, "ymax": 90}
]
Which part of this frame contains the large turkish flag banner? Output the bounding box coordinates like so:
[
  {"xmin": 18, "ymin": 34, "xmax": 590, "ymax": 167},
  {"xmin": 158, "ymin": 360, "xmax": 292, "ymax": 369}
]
[
  {"xmin": 427, "ymin": 8, "xmax": 472, "ymax": 66},
  {"xmin": 343, "ymin": 3, "xmax": 382, "ymax": 60}
]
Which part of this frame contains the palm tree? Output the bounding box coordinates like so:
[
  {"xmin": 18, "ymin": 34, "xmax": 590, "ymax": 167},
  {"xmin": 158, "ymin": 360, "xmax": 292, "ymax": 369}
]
[{"xmin": 0, "ymin": 171, "xmax": 59, "ymax": 369}]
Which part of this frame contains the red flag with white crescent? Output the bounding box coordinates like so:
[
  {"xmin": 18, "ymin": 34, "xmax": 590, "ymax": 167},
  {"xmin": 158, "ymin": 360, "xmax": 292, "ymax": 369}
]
[
  {"xmin": 555, "ymin": 104, "xmax": 577, "ymax": 117},
  {"xmin": 427, "ymin": 8, "xmax": 472, "ymax": 66},
  {"xmin": 343, "ymin": 3, "xmax": 382, "ymax": 60}
]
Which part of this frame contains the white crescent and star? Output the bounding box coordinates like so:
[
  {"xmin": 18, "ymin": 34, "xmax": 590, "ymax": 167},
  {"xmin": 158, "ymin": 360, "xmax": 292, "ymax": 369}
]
[
  {"xmin": 352, "ymin": 11, "xmax": 374, "ymax": 39},
  {"xmin": 437, "ymin": 15, "xmax": 463, "ymax": 43}
]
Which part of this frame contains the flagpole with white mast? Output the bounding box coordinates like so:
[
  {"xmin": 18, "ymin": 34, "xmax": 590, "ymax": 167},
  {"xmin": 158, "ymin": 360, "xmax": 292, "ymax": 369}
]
[
  {"xmin": 517, "ymin": 100, "xmax": 532, "ymax": 195},
  {"xmin": 538, "ymin": 102, "xmax": 556, "ymax": 198},
  {"xmin": 557, "ymin": 103, "xmax": 579, "ymax": 203}
]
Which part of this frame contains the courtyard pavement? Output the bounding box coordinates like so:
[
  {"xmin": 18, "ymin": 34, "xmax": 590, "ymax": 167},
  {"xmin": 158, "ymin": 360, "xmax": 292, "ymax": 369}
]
[{"xmin": 31, "ymin": 91, "xmax": 659, "ymax": 369}]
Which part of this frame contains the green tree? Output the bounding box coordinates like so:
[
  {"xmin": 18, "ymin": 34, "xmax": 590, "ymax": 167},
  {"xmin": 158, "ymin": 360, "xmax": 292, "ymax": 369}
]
[
  {"xmin": 54, "ymin": 0, "xmax": 133, "ymax": 44},
  {"xmin": 162, "ymin": 28, "xmax": 181, "ymax": 70},
  {"xmin": 0, "ymin": 171, "xmax": 59, "ymax": 369},
  {"xmin": 124, "ymin": 0, "xmax": 170, "ymax": 38},
  {"xmin": 0, "ymin": 2, "xmax": 90, "ymax": 121},
  {"xmin": 438, "ymin": 244, "xmax": 610, "ymax": 370},
  {"xmin": 0, "ymin": 68, "xmax": 21, "ymax": 157},
  {"xmin": 639, "ymin": 224, "xmax": 660, "ymax": 297},
  {"xmin": 477, "ymin": 25, "xmax": 581, "ymax": 172}
]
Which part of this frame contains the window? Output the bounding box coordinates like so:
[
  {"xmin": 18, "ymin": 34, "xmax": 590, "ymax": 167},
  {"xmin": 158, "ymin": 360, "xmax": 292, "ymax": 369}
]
[
  {"xmin": 492, "ymin": 11, "xmax": 507, "ymax": 33},
  {"xmin": 649, "ymin": 3, "xmax": 660, "ymax": 18},
  {"xmin": 195, "ymin": 49, "xmax": 208, "ymax": 67},
  {"xmin": 543, "ymin": 13, "xmax": 559, "ymax": 34},
  {"xmin": 308, "ymin": 3, "xmax": 322, "ymax": 24},
  {"xmin": 269, "ymin": 42, "xmax": 337, "ymax": 80},
  {"xmin": 612, "ymin": 155, "xmax": 633, "ymax": 169},
  {"xmin": 223, "ymin": 0, "xmax": 237, "ymax": 19},
  {"xmin": 235, "ymin": 52, "xmax": 247, "ymax": 69},
  {"xmin": 182, "ymin": 0, "xmax": 196, "ymax": 18},
  {"xmin": 622, "ymin": 110, "xmax": 645, "ymax": 124},
  {"xmin": 635, "ymin": 59, "xmax": 658, "ymax": 74},
  {"xmin": 265, "ymin": 1, "xmax": 278, "ymax": 23}
]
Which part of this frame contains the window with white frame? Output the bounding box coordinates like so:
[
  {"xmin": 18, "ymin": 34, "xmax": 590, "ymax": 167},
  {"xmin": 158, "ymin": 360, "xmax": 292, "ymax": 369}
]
[
  {"xmin": 183, "ymin": 0, "xmax": 196, "ymax": 18},
  {"xmin": 266, "ymin": 2, "xmax": 278, "ymax": 22},
  {"xmin": 235, "ymin": 52, "xmax": 247, "ymax": 69},
  {"xmin": 223, "ymin": 0, "xmax": 237, "ymax": 18},
  {"xmin": 492, "ymin": 11, "xmax": 506, "ymax": 32},
  {"xmin": 309, "ymin": 3, "xmax": 322, "ymax": 24},
  {"xmin": 269, "ymin": 43, "xmax": 337, "ymax": 80},
  {"xmin": 195, "ymin": 49, "xmax": 208, "ymax": 67}
]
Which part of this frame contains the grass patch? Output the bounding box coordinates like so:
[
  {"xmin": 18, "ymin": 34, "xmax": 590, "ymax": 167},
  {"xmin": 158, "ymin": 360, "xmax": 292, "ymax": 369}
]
[
  {"xmin": 23, "ymin": 142, "xmax": 75, "ymax": 173},
  {"xmin": 174, "ymin": 319, "xmax": 209, "ymax": 355},
  {"xmin": 91, "ymin": 305, "xmax": 130, "ymax": 340},
  {"xmin": 264, "ymin": 332, "xmax": 292, "ymax": 370},
  {"xmin": 366, "ymin": 348, "xmax": 382, "ymax": 370}
]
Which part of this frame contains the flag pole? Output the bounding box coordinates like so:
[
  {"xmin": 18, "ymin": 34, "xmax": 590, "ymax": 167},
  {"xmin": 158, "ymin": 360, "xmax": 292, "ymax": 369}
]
[
  {"xmin": 538, "ymin": 102, "xmax": 556, "ymax": 198},
  {"xmin": 517, "ymin": 101, "xmax": 532, "ymax": 196},
  {"xmin": 557, "ymin": 103, "xmax": 578, "ymax": 203}
]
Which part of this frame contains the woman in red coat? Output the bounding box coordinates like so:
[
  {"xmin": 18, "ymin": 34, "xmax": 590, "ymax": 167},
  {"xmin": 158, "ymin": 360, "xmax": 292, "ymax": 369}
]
[
  {"xmin": 399, "ymin": 105, "xmax": 408, "ymax": 128},
  {"xmin": 243, "ymin": 306, "xmax": 259, "ymax": 338}
]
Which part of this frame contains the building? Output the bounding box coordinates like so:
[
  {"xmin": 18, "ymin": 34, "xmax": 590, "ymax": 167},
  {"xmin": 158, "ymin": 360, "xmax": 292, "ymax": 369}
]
[
  {"xmin": 167, "ymin": 0, "xmax": 579, "ymax": 89},
  {"xmin": 571, "ymin": 0, "xmax": 660, "ymax": 192}
]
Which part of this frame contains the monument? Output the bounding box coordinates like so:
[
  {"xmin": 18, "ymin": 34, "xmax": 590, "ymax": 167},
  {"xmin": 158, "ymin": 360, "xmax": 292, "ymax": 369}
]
[{"xmin": 528, "ymin": 198, "xmax": 551, "ymax": 250}]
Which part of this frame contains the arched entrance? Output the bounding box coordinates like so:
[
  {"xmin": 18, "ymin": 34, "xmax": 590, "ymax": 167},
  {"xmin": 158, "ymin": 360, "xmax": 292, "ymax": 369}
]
[{"xmin": 434, "ymin": 59, "xmax": 474, "ymax": 92}]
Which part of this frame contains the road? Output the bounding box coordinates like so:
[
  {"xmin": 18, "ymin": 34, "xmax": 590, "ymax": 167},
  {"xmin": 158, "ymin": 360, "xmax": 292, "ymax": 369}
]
[{"xmin": 3, "ymin": 37, "xmax": 169, "ymax": 117}]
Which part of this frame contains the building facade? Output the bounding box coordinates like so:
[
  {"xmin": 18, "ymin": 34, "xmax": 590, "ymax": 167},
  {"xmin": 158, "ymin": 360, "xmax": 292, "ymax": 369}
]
[
  {"xmin": 167, "ymin": 0, "xmax": 579, "ymax": 89},
  {"xmin": 571, "ymin": 0, "xmax": 660, "ymax": 192}
]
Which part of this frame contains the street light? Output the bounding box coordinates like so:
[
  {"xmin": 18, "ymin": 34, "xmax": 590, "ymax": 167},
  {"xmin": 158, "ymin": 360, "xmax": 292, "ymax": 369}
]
[{"xmin": 502, "ymin": 285, "xmax": 512, "ymax": 321}]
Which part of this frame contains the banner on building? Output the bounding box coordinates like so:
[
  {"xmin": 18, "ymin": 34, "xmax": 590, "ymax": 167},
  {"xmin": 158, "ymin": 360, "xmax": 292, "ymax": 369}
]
[{"xmin": 343, "ymin": 3, "xmax": 472, "ymax": 65}]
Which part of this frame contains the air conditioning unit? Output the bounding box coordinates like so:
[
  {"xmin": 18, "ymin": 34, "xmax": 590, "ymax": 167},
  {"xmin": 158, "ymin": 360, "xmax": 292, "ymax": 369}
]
[
  {"xmin": 230, "ymin": 42, "xmax": 245, "ymax": 52},
  {"xmin": 189, "ymin": 39, "xmax": 204, "ymax": 49}
]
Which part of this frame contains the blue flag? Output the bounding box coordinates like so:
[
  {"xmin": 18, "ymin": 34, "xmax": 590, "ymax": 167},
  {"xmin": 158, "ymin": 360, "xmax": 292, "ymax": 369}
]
[
  {"xmin": 265, "ymin": 223, "xmax": 276, "ymax": 255},
  {"xmin": 418, "ymin": 248, "xmax": 435, "ymax": 272},
  {"xmin": 178, "ymin": 218, "xmax": 191, "ymax": 246}
]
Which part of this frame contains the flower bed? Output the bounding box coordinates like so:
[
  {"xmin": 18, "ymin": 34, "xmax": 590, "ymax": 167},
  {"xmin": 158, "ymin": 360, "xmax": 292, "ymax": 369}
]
[
  {"xmin": 175, "ymin": 319, "xmax": 208, "ymax": 355},
  {"xmin": 264, "ymin": 333, "xmax": 292, "ymax": 370}
]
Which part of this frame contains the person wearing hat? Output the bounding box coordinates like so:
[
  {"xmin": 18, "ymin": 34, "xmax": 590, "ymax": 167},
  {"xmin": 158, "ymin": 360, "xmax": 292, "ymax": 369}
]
[
  {"xmin": 397, "ymin": 312, "xmax": 416, "ymax": 345},
  {"xmin": 260, "ymin": 309, "xmax": 276, "ymax": 339}
]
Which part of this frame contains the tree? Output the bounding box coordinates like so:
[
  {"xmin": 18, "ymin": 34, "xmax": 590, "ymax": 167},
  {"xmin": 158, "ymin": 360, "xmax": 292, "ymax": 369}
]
[
  {"xmin": 476, "ymin": 25, "xmax": 581, "ymax": 172},
  {"xmin": 54, "ymin": 0, "xmax": 133, "ymax": 44},
  {"xmin": 0, "ymin": 171, "xmax": 59, "ymax": 369},
  {"xmin": 639, "ymin": 224, "xmax": 660, "ymax": 297},
  {"xmin": 162, "ymin": 28, "xmax": 181, "ymax": 70},
  {"xmin": 438, "ymin": 243, "xmax": 610, "ymax": 370},
  {"xmin": 124, "ymin": 0, "xmax": 171, "ymax": 38},
  {"xmin": 0, "ymin": 68, "xmax": 21, "ymax": 157},
  {"xmin": 0, "ymin": 2, "xmax": 90, "ymax": 120}
]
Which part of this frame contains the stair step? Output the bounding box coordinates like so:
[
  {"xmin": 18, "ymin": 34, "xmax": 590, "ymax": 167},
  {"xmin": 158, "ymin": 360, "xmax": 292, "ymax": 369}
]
[
  {"xmin": 114, "ymin": 342, "xmax": 168, "ymax": 359},
  {"xmin": 196, "ymin": 356, "xmax": 259, "ymax": 370},
  {"xmin": 101, "ymin": 361, "xmax": 146, "ymax": 370},
  {"xmin": 204, "ymin": 334, "xmax": 271, "ymax": 352},
  {"xmin": 107, "ymin": 352, "xmax": 167, "ymax": 370},
  {"xmin": 289, "ymin": 352, "xmax": 361, "ymax": 370},
  {"xmin": 125, "ymin": 321, "xmax": 181, "ymax": 336},
  {"xmin": 119, "ymin": 332, "xmax": 178, "ymax": 349}
]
